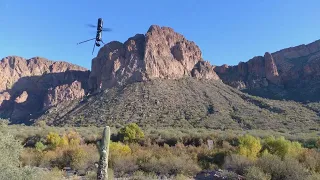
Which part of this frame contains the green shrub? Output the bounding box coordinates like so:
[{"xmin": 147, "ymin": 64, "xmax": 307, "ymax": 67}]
[
  {"xmin": 257, "ymin": 153, "xmax": 309, "ymax": 180},
  {"xmin": 113, "ymin": 156, "xmax": 139, "ymax": 177},
  {"xmin": 220, "ymin": 170, "xmax": 239, "ymax": 179},
  {"xmin": 132, "ymin": 170, "xmax": 158, "ymax": 180},
  {"xmin": 198, "ymin": 151, "xmax": 226, "ymax": 169},
  {"xmin": 223, "ymin": 154, "xmax": 253, "ymax": 175},
  {"xmin": 298, "ymin": 149, "xmax": 320, "ymax": 173},
  {"xmin": 119, "ymin": 123, "xmax": 145, "ymax": 143},
  {"xmin": 34, "ymin": 120, "xmax": 47, "ymax": 127},
  {"xmin": 245, "ymin": 166, "xmax": 271, "ymax": 180},
  {"xmin": 0, "ymin": 131, "xmax": 62, "ymax": 180},
  {"xmin": 305, "ymin": 172, "xmax": 320, "ymax": 180},
  {"xmin": 140, "ymin": 155, "xmax": 201, "ymax": 176},
  {"xmin": 35, "ymin": 141, "xmax": 46, "ymax": 152},
  {"xmin": 0, "ymin": 132, "xmax": 23, "ymax": 168}
]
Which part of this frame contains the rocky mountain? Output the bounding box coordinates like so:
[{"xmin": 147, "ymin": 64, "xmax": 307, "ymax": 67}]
[
  {"xmin": 1, "ymin": 25, "xmax": 320, "ymax": 131},
  {"xmin": 88, "ymin": 25, "xmax": 220, "ymax": 91},
  {"xmin": 35, "ymin": 25, "xmax": 319, "ymax": 132},
  {"xmin": 214, "ymin": 40, "xmax": 320, "ymax": 102},
  {"xmin": 0, "ymin": 56, "xmax": 90, "ymax": 124}
]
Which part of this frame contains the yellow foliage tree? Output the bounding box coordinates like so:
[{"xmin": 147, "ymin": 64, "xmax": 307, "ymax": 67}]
[
  {"xmin": 46, "ymin": 132, "xmax": 62, "ymax": 148},
  {"xmin": 108, "ymin": 142, "xmax": 132, "ymax": 167},
  {"xmin": 238, "ymin": 134, "xmax": 262, "ymax": 160},
  {"xmin": 66, "ymin": 130, "xmax": 81, "ymax": 147},
  {"xmin": 69, "ymin": 148, "xmax": 87, "ymax": 169},
  {"xmin": 59, "ymin": 134, "xmax": 69, "ymax": 147},
  {"xmin": 46, "ymin": 131, "xmax": 82, "ymax": 149}
]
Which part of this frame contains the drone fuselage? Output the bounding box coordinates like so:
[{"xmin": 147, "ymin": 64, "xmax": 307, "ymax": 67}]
[
  {"xmin": 77, "ymin": 18, "xmax": 111, "ymax": 55},
  {"xmin": 97, "ymin": 18, "xmax": 103, "ymax": 31},
  {"xmin": 96, "ymin": 18, "xmax": 103, "ymax": 42}
]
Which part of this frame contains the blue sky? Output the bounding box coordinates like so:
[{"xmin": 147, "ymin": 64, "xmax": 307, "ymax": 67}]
[{"xmin": 1, "ymin": 0, "xmax": 320, "ymax": 69}]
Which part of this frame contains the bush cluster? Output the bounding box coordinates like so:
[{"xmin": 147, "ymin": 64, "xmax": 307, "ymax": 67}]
[{"xmin": 1, "ymin": 123, "xmax": 320, "ymax": 179}]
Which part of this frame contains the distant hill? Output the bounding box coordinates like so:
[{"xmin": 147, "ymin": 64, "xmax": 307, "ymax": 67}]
[{"xmin": 214, "ymin": 40, "xmax": 320, "ymax": 102}]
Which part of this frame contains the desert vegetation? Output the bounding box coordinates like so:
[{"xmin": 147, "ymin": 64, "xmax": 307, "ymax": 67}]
[{"xmin": 1, "ymin": 120, "xmax": 320, "ymax": 179}]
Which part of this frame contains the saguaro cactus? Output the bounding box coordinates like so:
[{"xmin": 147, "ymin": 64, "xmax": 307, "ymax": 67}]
[{"xmin": 97, "ymin": 126, "xmax": 111, "ymax": 180}]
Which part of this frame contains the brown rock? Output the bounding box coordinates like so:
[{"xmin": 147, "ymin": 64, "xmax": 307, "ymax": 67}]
[
  {"xmin": 215, "ymin": 39, "xmax": 320, "ymax": 101},
  {"xmin": 90, "ymin": 25, "xmax": 219, "ymax": 91},
  {"xmin": 0, "ymin": 56, "xmax": 88, "ymax": 92},
  {"xmin": 0, "ymin": 92, "xmax": 11, "ymax": 107},
  {"xmin": 237, "ymin": 62, "xmax": 248, "ymax": 76},
  {"xmin": 0, "ymin": 56, "xmax": 90, "ymax": 123},
  {"xmin": 264, "ymin": 52, "xmax": 280, "ymax": 84},
  {"xmin": 213, "ymin": 64, "xmax": 229, "ymax": 74},
  {"xmin": 191, "ymin": 61, "xmax": 220, "ymax": 80},
  {"xmin": 247, "ymin": 56, "xmax": 265, "ymax": 78},
  {"xmin": 144, "ymin": 25, "xmax": 202, "ymax": 79},
  {"xmin": 89, "ymin": 35, "xmax": 147, "ymax": 90},
  {"xmin": 44, "ymin": 81, "xmax": 85, "ymax": 110},
  {"xmin": 15, "ymin": 91, "xmax": 28, "ymax": 103}
]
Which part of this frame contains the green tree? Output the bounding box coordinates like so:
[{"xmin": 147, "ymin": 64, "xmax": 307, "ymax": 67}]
[
  {"xmin": 263, "ymin": 136, "xmax": 303, "ymax": 159},
  {"xmin": 238, "ymin": 134, "xmax": 262, "ymax": 160},
  {"xmin": 119, "ymin": 123, "xmax": 145, "ymax": 143}
]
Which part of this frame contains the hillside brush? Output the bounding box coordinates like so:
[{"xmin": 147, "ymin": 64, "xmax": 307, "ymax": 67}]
[{"xmin": 97, "ymin": 126, "xmax": 110, "ymax": 180}]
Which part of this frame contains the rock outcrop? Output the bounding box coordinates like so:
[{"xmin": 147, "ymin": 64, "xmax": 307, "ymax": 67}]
[
  {"xmin": 214, "ymin": 39, "xmax": 320, "ymax": 101},
  {"xmin": 0, "ymin": 56, "xmax": 90, "ymax": 123},
  {"xmin": 43, "ymin": 81, "xmax": 86, "ymax": 110},
  {"xmin": 89, "ymin": 25, "xmax": 220, "ymax": 90}
]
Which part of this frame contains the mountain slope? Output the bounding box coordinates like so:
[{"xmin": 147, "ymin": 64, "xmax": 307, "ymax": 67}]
[{"xmin": 37, "ymin": 78, "xmax": 320, "ymax": 133}]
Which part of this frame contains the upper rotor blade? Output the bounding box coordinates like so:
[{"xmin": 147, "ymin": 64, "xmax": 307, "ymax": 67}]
[
  {"xmin": 86, "ymin": 24, "xmax": 97, "ymax": 28},
  {"xmin": 102, "ymin": 28, "xmax": 112, "ymax": 32}
]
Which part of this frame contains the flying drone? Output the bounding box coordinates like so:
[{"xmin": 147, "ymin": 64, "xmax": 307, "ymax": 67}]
[{"xmin": 77, "ymin": 18, "xmax": 112, "ymax": 54}]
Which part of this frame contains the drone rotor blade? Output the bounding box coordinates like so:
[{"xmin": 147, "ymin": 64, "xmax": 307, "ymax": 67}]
[
  {"xmin": 77, "ymin": 38, "xmax": 96, "ymax": 45},
  {"xmin": 87, "ymin": 24, "xmax": 97, "ymax": 28},
  {"xmin": 102, "ymin": 28, "xmax": 112, "ymax": 32}
]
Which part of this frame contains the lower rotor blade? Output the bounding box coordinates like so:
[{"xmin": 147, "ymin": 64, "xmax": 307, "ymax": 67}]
[{"xmin": 77, "ymin": 38, "xmax": 95, "ymax": 45}]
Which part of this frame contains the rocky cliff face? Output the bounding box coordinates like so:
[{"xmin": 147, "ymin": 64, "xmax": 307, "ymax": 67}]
[
  {"xmin": 214, "ymin": 40, "xmax": 320, "ymax": 101},
  {"xmin": 0, "ymin": 56, "xmax": 90, "ymax": 123},
  {"xmin": 89, "ymin": 25, "xmax": 220, "ymax": 90}
]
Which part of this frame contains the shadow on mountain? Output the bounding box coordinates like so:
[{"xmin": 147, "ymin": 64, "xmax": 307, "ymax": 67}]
[
  {"xmin": 242, "ymin": 79, "xmax": 320, "ymax": 103},
  {"xmin": 0, "ymin": 70, "xmax": 90, "ymax": 125}
]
